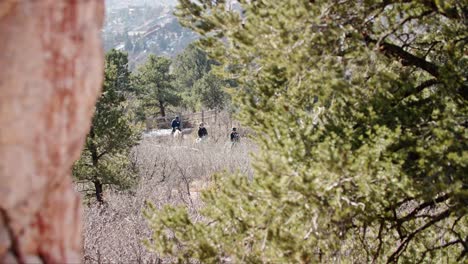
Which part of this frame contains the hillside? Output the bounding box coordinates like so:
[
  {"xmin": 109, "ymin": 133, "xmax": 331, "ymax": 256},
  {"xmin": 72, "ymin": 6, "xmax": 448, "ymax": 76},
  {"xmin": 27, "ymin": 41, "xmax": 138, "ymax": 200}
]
[{"xmin": 103, "ymin": 1, "xmax": 197, "ymax": 70}]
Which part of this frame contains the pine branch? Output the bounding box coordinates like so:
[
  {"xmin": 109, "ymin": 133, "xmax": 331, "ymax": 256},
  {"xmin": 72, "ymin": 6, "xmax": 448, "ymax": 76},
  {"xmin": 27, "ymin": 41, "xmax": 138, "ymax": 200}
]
[
  {"xmin": 97, "ymin": 150, "xmax": 108, "ymax": 160},
  {"xmin": 418, "ymin": 240, "xmax": 462, "ymax": 262},
  {"xmin": 363, "ymin": 35, "xmax": 440, "ymax": 78}
]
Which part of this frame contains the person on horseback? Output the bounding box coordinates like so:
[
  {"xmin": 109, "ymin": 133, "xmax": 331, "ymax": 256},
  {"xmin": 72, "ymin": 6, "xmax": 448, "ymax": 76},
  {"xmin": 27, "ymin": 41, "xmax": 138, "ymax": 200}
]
[
  {"xmin": 198, "ymin": 122, "xmax": 208, "ymax": 140},
  {"xmin": 171, "ymin": 116, "xmax": 181, "ymax": 134},
  {"xmin": 230, "ymin": 127, "xmax": 240, "ymax": 143}
]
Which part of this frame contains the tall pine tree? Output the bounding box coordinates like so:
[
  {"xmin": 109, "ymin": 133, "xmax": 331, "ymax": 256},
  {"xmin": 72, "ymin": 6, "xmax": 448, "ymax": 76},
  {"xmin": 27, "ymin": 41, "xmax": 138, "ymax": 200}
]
[
  {"xmin": 193, "ymin": 72, "xmax": 228, "ymax": 110},
  {"xmin": 134, "ymin": 55, "xmax": 180, "ymax": 117},
  {"xmin": 173, "ymin": 44, "xmax": 231, "ymax": 111},
  {"xmin": 73, "ymin": 50, "xmax": 141, "ymax": 203}
]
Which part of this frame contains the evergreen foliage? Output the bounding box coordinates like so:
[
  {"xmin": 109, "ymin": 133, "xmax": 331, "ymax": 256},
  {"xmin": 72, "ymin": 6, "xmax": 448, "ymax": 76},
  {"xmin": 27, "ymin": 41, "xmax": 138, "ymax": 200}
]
[
  {"xmin": 193, "ymin": 72, "xmax": 228, "ymax": 110},
  {"xmin": 105, "ymin": 49, "xmax": 132, "ymax": 94},
  {"xmin": 173, "ymin": 44, "xmax": 215, "ymax": 90},
  {"xmin": 73, "ymin": 50, "xmax": 141, "ymax": 203},
  {"xmin": 173, "ymin": 44, "xmax": 229, "ymax": 111},
  {"xmin": 145, "ymin": 0, "xmax": 467, "ymax": 263},
  {"xmin": 134, "ymin": 55, "xmax": 180, "ymax": 118}
]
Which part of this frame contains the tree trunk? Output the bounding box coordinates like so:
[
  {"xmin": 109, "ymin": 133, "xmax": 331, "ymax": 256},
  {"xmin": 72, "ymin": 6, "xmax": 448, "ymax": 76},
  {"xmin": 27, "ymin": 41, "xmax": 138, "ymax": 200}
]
[
  {"xmin": 0, "ymin": 1, "xmax": 104, "ymax": 263},
  {"xmin": 159, "ymin": 100, "xmax": 166, "ymax": 117},
  {"xmin": 93, "ymin": 180, "xmax": 104, "ymax": 203},
  {"xmin": 88, "ymin": 127, "xmax": 104, "ymax": 203},
  {"xmin": 89, "ymin": 126, "xmax": 98, "ymax": 163}
]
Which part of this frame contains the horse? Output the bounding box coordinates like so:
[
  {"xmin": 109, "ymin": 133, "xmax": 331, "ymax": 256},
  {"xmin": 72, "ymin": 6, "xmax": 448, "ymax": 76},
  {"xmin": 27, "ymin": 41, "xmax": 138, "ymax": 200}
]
[
  {"xmin": 196, "ymin": 136, "xmax": 208, "ymax": 144},
  {"xmin": 173, "ymin": 129, "xmax": 183, "ymax": 141}
]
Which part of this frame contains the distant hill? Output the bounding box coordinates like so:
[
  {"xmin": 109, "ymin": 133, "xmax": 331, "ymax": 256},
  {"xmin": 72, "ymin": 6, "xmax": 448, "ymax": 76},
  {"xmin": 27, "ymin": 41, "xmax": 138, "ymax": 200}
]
[
  {"xmin": 105, "ymin": 0, "xmax": 177, "ymax": 9},
  {"xmin": 103, "ymin": 2, "xmax": 197, "ymax": 70}
]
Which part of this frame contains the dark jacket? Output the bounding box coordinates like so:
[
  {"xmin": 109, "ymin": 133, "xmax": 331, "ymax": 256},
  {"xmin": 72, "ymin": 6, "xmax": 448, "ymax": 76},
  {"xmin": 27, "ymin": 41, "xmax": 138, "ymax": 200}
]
[
  {"xmin": 171, "ymin": 119, "xmax": 180, "ymax": 129},
  {"xmin": 198, "ymin": 127, "xmax": 208, "ymax": 138},
  {"xmin": 230, "ymin": 131, "xmax": 240, "ymax": 142}
]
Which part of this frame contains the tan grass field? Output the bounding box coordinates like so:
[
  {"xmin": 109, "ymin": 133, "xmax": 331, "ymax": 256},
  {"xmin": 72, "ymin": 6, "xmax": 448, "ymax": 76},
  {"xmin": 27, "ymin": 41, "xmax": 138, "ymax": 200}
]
[{"xmin": 81, "ymin": 126, "xmax": 256, "ymax": 263}]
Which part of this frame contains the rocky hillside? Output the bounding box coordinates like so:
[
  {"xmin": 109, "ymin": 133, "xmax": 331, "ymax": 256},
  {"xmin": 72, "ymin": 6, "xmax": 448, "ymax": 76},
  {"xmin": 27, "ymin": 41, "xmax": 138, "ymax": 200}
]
[{"xmin": 103, "ymin": 1, "xmax": 197, "ymax": 70}]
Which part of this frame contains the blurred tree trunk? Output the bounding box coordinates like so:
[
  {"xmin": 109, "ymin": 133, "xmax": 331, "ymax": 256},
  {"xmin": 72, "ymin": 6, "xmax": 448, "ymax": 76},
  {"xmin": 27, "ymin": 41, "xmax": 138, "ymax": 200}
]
[
  {"xmin": 88, "ymin": 127, "xmax": 104, "ymax": 203},
  {"xmin": 93, "ymin": 180, "xmax": 104, "ymax": 204},
  {"xmin": 0, "ymin": 1, "xmax": 104, "ymax": 263},
  {"xmin": 159, "ymin": 100, "xmax": 166, "ymax": 117}
]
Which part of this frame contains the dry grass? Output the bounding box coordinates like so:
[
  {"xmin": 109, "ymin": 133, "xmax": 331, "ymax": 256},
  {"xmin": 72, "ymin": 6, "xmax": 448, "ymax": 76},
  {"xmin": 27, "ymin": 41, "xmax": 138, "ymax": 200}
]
[{"xmin": 81, "ymin": 126, "xmax": 256, "ymax": 263}]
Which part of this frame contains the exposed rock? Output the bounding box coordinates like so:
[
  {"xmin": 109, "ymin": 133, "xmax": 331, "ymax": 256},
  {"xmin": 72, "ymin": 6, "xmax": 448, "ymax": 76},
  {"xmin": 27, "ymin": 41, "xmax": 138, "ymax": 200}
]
[{"xmin": 0, "ymin": 1, "xmax": 104, "ymax": 263}]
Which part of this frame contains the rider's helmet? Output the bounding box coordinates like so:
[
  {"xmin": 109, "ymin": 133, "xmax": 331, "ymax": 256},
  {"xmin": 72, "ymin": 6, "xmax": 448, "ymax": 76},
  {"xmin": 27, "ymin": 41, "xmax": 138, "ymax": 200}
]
[
  {"xmin": 232, "ymin": 127, "xmax": 237, "ymax": 131},
  {"xmin": 200, "ymin": 122, "xmax": 204, "ymax": 127}
]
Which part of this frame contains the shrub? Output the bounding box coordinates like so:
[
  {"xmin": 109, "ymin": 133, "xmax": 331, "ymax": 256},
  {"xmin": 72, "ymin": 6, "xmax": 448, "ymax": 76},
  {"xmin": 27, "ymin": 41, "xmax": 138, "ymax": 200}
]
[{"xmin": 145, "ymin": 0, "xmax": 467, "ymax": 263}]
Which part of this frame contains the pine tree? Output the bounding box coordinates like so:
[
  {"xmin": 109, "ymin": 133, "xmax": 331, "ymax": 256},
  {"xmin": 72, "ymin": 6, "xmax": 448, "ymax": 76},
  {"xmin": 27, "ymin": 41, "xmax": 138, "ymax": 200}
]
[
  {"xmin": 173, "ymin": 44, "xmax": 217, "ymax": 110},
  {"xmin": 173, "ymin": 44, "xmax": 231, "ymax": 111},
  {"xmin": 73, "ymin": 50, "xmax": 141, "ymax": 203},
  {"xmin": 104, "ymin": 49, "xmax": 132, "ymax": 94},
  {"xmin": 134, "ymin": 55, "xmax": 180, "ymax": 118},
  {"xmin": 173, "ymin": 44, "xmax": 215, "ymax": 89},
  {"xmin": 145, "ymin": 0, "xmax": 467, "ymax": 262},
  {"xmin": 193, "ymin": 72, "xmax": 228, "ymax": 110}
]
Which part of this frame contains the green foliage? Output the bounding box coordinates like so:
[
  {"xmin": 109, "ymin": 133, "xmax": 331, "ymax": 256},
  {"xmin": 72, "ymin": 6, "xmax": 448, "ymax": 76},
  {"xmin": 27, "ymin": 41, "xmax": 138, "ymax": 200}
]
[
  {"xmin": 134, "ymin": 55, "xmax": 180, "ymax": 117},
  {"xmin": 73, "ymin": 50, "xmax": 141, "ymax": 202},
  {"xmin": 146, "ymin": 0, "xmax": 467, "ymax": 263},
  {"xmin": 173, "ymin": 44, "xmax": 229, "ymax": 111},
  {"xmin": 193, "ymin": 73, "xmax": 228, "ymax": 110},
  {"xmin": 173, "ymin": 44, "xmax": 215, "ymax": 89},
  {"xmin": 105, "ymin": 49, "xmax": 132, "ymax": 94}
]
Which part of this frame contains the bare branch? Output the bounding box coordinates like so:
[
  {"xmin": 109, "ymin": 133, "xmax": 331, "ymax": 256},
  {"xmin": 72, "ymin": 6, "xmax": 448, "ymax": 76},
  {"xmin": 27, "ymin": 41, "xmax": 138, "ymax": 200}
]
[
  {"xmin": 97, "ymin": 150, "xmax": 108, "ymax": 160},
  {"xmin": 398, "ymin": 194, "xmax": 450, "ymax": 223},
  {"xmin": 387, "ymin": 208, "xmax": 453, "ymax": 263},
  {"xmin": 377, "ymin": 10, "xmax": 434, "ymax": 46},
  {"xmin": 372, "ymin": 221, "xmax": 385, "ymax": 264}
]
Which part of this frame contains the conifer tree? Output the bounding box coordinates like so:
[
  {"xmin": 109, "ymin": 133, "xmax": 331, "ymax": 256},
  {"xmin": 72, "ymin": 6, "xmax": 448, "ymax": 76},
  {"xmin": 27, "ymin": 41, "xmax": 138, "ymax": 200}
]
[
  {"xmin": 134, "ymin": 55, "xmax": 180, "ymax": 117},
  {"xmin": 173, "ymin": 44, "xmax": 222, "ymax": 110},
  {"xmin": 145, "ymin": 1, "xmax": 467, "ymax": 262},
  {"xmin": 193, "ymin": 72, "xmax": 228, "ymax": 110},
  {"xmin": 73, "ymin": 50, "xmax": 141, "ymax": 203},
  {"xmin": 173, "ymin": 43, "xmax": 214, "ymax": 90}
]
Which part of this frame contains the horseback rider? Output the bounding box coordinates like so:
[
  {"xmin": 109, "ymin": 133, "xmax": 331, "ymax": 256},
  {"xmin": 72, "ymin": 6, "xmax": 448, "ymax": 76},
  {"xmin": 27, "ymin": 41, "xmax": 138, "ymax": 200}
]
[
  {"xmin": 171, "ymin": 116, "xmax": 181, "ymax": 134},
  {"xmin": 198, "ymin": 122, "xmax": 208, "ymax": 139},
  {"xmin": 230, "ymin": 127, "xmax": 240, "ymax": 143}
]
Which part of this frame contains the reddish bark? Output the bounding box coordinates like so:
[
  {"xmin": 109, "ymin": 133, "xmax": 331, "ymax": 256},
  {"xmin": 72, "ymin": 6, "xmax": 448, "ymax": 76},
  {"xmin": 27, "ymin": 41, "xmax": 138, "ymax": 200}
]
[{"xmin": 0, "ymin": 1, "xmax": 104, "ymax": 263}]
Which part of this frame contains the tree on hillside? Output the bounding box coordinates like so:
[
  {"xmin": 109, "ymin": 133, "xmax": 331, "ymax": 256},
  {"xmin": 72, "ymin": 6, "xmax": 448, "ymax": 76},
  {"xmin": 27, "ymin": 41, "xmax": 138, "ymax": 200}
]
[
  {"xmin": 173, "ymin": 44, "xmax": 216, "ymax": 110},
  {"xmin": 193, "ymin": 73, "xmax": 228, "ymax": 110},
  {"xmin": 73, "ymin": 50, "xmax": 141, "ymax": 203},
  {"xmin": 105, "ymin": 49, "xmax": 132, "ymax": 94},
  {"xmin": 173, "ymin": 44, "xmax": 230, "ymax": 110},
  {"xmin": 134, "ymin": 55, "xmax": 180, "ymax": 117},
  {"xmin": 145, "ymin": 0, "xmax": 467, "ymax": 263},
  {"xmin": 173, "ymin": 44, "xmax": 214, "ymax": 89}
]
